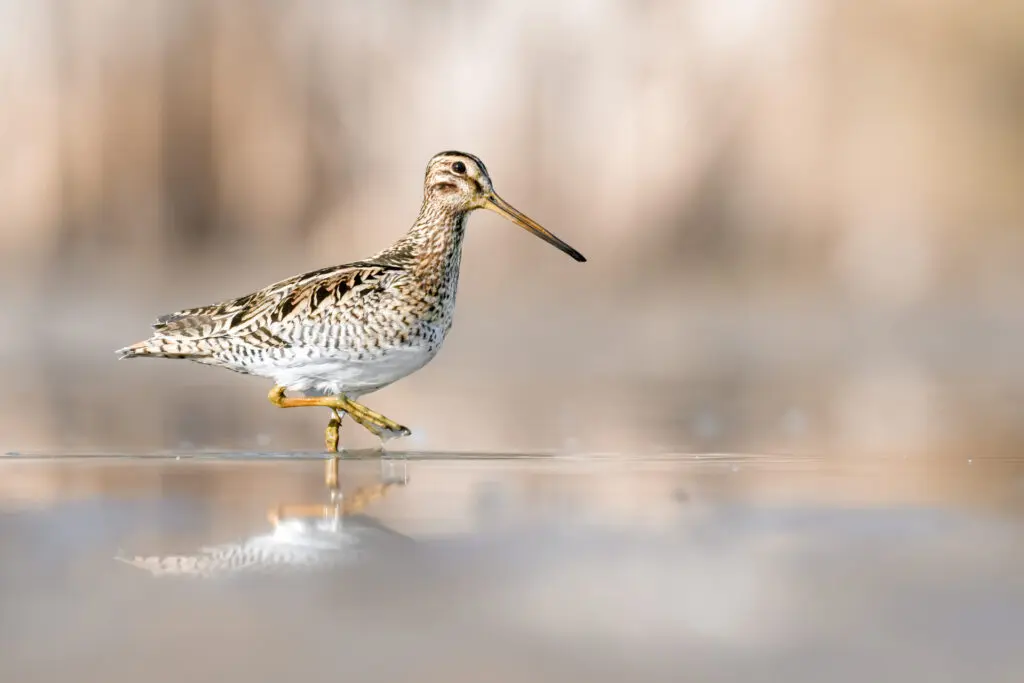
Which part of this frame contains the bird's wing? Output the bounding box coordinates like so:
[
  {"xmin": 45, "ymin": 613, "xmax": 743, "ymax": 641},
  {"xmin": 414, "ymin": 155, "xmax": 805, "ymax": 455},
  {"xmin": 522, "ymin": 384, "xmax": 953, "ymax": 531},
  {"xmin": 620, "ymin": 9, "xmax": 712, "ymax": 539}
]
[{"xmin": 150, "ymin": 261, "xmax": 402, "ymax": 342}]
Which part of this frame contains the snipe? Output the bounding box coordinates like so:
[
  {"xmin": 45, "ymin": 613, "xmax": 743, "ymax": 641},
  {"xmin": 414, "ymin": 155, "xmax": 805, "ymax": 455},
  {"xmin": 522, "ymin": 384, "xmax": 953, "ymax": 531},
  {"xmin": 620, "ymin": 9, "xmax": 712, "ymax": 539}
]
[{"xmin": 118, "ymin": 151, "xmax": 586, "ymax": 453}]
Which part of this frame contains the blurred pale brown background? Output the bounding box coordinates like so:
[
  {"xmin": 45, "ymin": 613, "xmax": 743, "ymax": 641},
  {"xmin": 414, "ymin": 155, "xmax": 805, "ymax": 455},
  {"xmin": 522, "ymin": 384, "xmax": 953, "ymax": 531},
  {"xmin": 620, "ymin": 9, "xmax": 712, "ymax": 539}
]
[{"xmin": 0, "ymin": 0, "xmax": 1022, "ymax": 458}]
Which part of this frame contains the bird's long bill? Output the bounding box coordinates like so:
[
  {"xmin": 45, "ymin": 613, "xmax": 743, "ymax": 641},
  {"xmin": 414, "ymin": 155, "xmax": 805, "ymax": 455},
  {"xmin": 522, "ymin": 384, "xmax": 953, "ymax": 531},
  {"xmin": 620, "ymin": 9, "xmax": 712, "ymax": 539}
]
[{"xmin": 484, "ymin": 194, "xmax": 586, "ymax": 262}]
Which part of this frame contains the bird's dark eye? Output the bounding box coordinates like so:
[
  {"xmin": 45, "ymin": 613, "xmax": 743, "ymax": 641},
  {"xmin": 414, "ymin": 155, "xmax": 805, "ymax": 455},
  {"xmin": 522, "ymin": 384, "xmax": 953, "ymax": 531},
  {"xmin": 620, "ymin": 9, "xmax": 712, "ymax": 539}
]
[{"xmin": 451, "ymin": 161, "xmax": 466, "ymax": 174}]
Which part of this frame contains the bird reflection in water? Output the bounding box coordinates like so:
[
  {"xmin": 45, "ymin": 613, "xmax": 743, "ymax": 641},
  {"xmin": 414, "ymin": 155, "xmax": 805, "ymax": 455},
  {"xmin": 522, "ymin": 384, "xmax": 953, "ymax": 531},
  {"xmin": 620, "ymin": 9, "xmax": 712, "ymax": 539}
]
[{"xmin": 116, "ymin": 457, "xmax": 410, "ymax": 578}]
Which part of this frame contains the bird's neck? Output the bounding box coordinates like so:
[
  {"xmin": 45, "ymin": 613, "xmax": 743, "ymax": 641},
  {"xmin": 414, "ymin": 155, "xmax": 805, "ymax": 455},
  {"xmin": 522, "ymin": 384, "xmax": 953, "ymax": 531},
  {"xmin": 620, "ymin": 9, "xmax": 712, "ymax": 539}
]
[{"xmin": 401, "ymin": 201, "xmax": 469, "ymax": 290}]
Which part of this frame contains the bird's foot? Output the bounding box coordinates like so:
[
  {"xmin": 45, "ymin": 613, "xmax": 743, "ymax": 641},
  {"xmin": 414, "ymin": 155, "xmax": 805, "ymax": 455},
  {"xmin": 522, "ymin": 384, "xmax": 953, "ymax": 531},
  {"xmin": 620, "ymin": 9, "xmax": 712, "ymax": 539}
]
[
  {"xmin": 363, "ymin": 421, "xmax": 413, "ymax": 443},
  {"xmin": 268, "ymin": 385, "xmax": 411, "ymax": 448},
  {"xmin": 334, "ymin": 400, "xmax": 411, "ymax": 442}
]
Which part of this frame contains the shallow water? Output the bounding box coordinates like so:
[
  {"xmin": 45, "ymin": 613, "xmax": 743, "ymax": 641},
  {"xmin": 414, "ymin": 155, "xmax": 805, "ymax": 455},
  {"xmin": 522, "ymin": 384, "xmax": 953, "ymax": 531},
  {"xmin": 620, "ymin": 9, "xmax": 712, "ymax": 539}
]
[{"xmin": 2, "ymin": 452, "xmax": 1024, "ymax": 682}]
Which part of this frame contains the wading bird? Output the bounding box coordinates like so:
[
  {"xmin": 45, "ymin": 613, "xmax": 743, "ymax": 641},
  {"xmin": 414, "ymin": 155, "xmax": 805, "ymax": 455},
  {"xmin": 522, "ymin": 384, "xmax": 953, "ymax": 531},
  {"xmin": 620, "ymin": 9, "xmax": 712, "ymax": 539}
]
[{"xmin": 118, "ymin": 151, "xmax": 586, "ymax": 452}]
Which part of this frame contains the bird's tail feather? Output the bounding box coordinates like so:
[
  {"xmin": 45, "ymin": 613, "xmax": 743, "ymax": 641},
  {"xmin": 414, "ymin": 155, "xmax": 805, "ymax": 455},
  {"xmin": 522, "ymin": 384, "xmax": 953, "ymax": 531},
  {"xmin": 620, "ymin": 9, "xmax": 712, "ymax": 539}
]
[{"xmin": 116, "ymin": 337, "xmax": 206, "ymax": 360}]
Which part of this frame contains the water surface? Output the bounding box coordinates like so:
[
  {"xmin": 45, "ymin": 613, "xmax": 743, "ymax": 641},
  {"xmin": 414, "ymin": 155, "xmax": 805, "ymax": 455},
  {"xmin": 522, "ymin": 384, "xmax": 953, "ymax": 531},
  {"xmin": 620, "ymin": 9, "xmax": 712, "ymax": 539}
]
[{"xmin": 2, "ymin": 452, "xmax": 1024, "ymax": 682}]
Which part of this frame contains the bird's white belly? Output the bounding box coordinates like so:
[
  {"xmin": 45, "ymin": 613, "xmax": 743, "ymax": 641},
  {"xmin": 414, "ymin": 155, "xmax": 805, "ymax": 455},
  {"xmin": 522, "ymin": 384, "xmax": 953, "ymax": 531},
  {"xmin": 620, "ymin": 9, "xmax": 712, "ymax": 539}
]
[{"xmin": 261, "ymin": 342, "xmax": 438, "ymax": 396}]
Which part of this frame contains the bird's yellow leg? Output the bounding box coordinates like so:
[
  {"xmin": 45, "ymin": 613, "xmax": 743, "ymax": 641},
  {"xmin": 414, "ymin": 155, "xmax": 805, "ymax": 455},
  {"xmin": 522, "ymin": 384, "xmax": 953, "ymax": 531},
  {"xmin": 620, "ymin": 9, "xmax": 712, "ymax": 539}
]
[
  {"xmin": 268, "ymin": 386, "xmax": 411, "ymax": 441},
  {"xmin": 324, "ymin": 409, "xmax": 342, "ymax": 488},
  {"xmin": 325, "ymin": 410, "xmax": 342, "ymax": 452}
]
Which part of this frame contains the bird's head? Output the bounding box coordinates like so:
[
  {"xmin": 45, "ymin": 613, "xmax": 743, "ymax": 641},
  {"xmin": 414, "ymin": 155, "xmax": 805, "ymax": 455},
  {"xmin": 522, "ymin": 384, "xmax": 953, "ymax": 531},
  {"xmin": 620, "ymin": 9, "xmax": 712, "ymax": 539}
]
[{"xmin": 423, "ymin": 151, "xmax": 586, "ymax": 262}]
